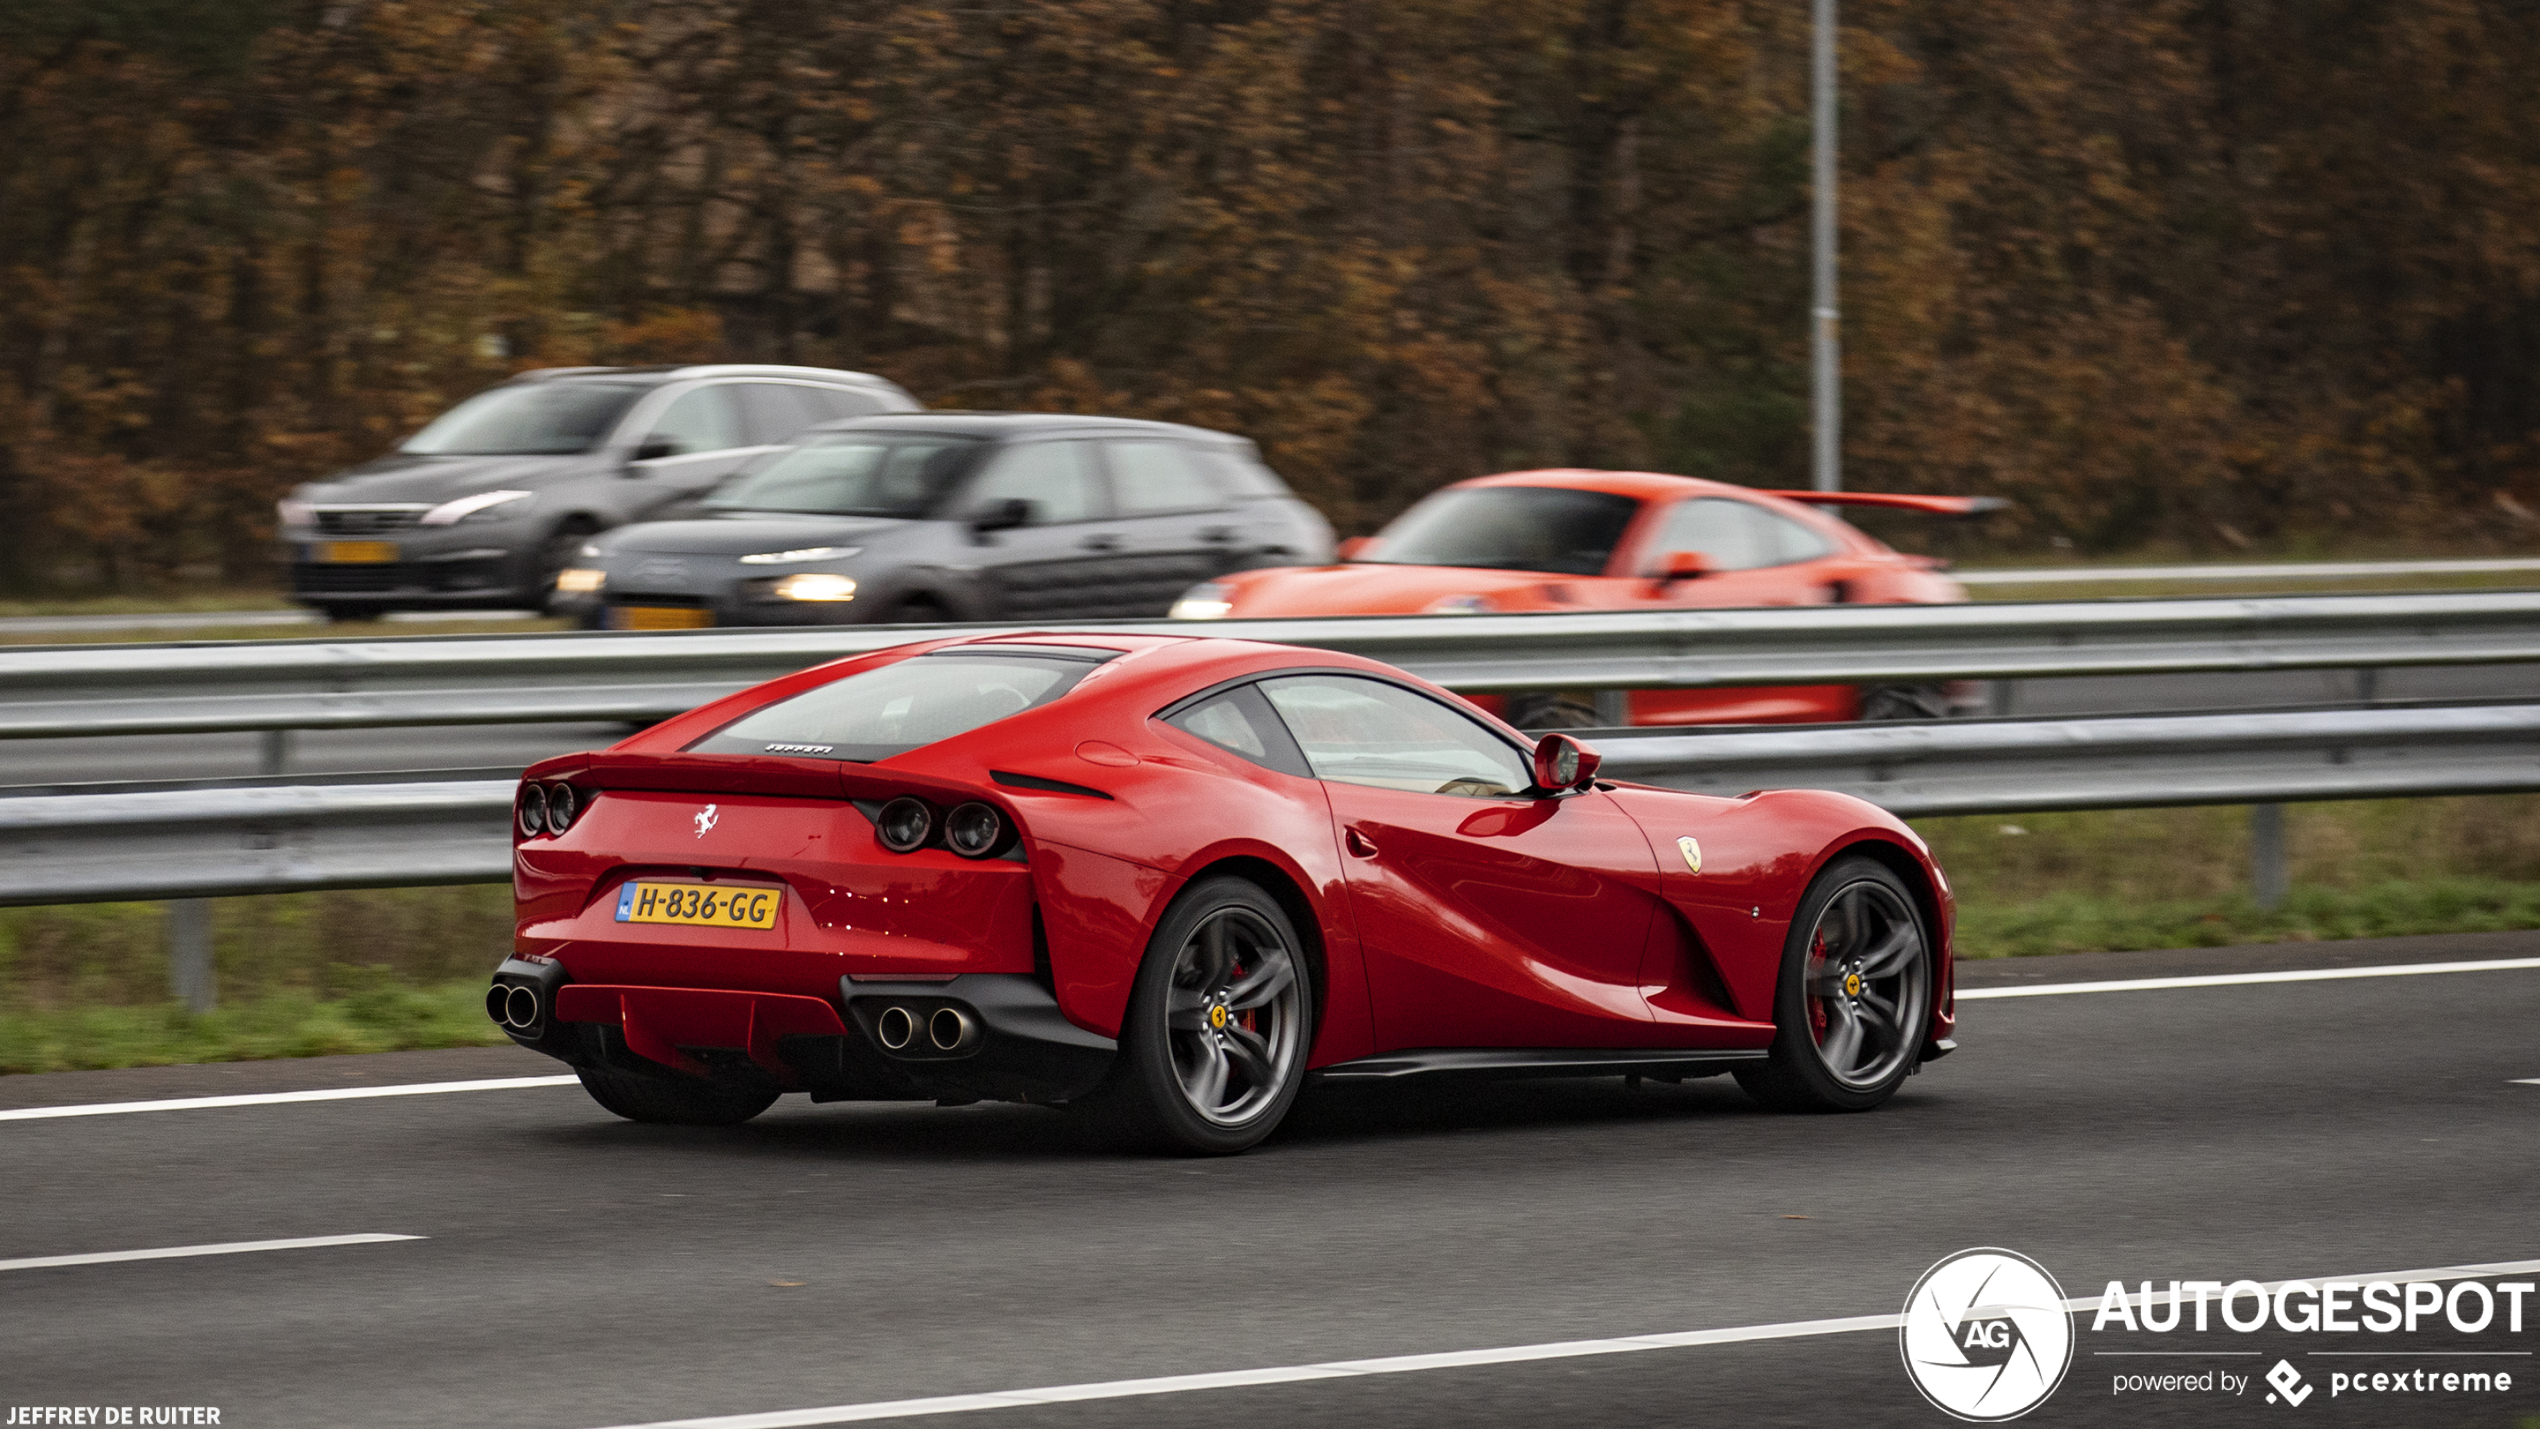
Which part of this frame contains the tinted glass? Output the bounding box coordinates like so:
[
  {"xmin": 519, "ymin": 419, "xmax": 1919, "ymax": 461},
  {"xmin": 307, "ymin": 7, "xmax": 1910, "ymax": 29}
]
[
  {"xmin": 736, "ymin": 384, "xmax": 827, "ymax": 445},
  {"xmin": 1364, "ymin": 487, "xmax": 1640, "ymax": 575},
  {"xmin": 689, "ymin": 652, "xmax": 1103, "ymax": 762},
  {"xmin": 1648, "ymin": 497, "xmax": 1832, "ymax": 572},
  {"xmin": 401, "ymin": 381, "xmax": 648, "ymax": 456},
  {"xmin": 1107, "ymin": 440, "xmax": 1225, "ymax": 515},
  {"xmin": 964, "ymin": 441, "xmax": 1103, "ymax": 524},
  {"xmin": 705, "ymin": 435, "xmax": 980, "ymax": 517},
  {"xmin": 1259, "ymin": 675, "xmax": 1530, "ymax": 797},
  {"xmin": 1162, "ymin": 685, "xmax": 1308, "ymax": 776},
  {"xmin": 646, "ymin": 385, "xmax": 744, "ymax": 456}
]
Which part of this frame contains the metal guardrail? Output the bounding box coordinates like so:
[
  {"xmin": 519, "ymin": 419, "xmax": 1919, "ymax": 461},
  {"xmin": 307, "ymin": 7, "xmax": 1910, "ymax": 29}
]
[
  {"xmin": 1, "ymin": 590, "xmax": 2537, "ymax": 740},
  {"xmin": 5, "ymin": 702, "xmax": 2534, "ymax": 908}
]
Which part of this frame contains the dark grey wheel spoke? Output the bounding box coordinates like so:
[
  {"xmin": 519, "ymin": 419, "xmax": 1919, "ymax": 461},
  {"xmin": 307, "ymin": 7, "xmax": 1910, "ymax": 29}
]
[
  {"xmin": 1166, "ymin": 985, "xmax": 1211, "ymax": 1031},
  {"xmin": 1858, "ymin": 925, "xmax": 1918, "ymax": 979},
  {"xmin": 1221, "ymin": 1024, "xmax": 1275, "ymax": 1087},
  {"xmin": 1855, "ymin": 991, "xmax": 1900, "ymax": 1039},
  {"xmin": 1225, "ymin": 947, "xmax": 1296, "ymax": 1010},
  {"xmin": 1819, "ymin": 1001, "xmax": 1865, "ymax": 1074}
]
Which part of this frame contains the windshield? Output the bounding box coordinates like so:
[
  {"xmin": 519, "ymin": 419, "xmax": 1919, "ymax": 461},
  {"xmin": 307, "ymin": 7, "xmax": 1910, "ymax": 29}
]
[
  {"xmin": 704, "ymin": 435, "xmax": 980, "ymax": 517},
  {"xmin": 687, "ymin": 649, "xmax": 1111, "ymax": 762},
  {"xmin": 1359, "ymin": 486, "xmax": 1642, "ymax": 576},
  {"xmin": 401, "ymin": 381, "xmax": 648, "ymax": 456}
]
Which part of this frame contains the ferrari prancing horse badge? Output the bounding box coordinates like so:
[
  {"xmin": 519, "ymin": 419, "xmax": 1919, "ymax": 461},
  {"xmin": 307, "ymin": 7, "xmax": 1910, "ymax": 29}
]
[{"xmin": 1676, "ymin": 836, "xmax": 1702, "ymax": 874}]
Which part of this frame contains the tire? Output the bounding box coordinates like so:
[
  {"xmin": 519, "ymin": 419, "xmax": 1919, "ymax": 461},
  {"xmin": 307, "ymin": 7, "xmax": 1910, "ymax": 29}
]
[
  {"xmin": 879, "ymin": 595, "xmax": 947, "ymax": 625},
  {"xmin": 1857, "ymin": 684, "xmax": 1950, "ymax": 721},
  {"xmin": 316, "ymin": 604, "xmax": 377, "ymax": 624},
  {"xmin": 1503, "ymin": 693, "xmax": 1605, "ymax": 730},
  {"xmin": 533, "ymin": 519, "xmax": 602, "ymax": 613},
  {"xmin": 1085, "ymin": 876, "xmax": 1315, "ymax": 1155},
  {"xmin": 576, "ymin": 1067, "xmax": 779, "ymax": 1126},
  {"xmin": 1735, "ymin": 856, "xmax": 1933, "ymax": 1113}
]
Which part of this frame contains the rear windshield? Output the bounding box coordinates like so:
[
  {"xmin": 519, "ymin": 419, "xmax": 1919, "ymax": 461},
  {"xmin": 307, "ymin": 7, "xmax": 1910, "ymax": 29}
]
[
  {"xmin": 687, "ymin": 649, "xmax": 1112, "ymax": 762},
  {"xmin": 704, "ymin": 434, "xmax": 981, "ymax": 517},
  {"xmin": 402, "ymin": 381, "xmax": 649, "ymax": 456},
  {"xmin": 1361, "ymin": 486, "xmax": 1642, "ymax": 576}
]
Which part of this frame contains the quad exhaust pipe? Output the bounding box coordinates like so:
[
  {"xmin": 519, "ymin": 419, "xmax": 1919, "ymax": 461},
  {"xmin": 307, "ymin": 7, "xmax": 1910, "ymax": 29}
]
[
  {"xmin": 486, "ymin": 983, "xmax": 543, "ymax": 1031},
  {"xmin": 866, "ymin": 1001, "xmax": 979, "ymax": 1055}
]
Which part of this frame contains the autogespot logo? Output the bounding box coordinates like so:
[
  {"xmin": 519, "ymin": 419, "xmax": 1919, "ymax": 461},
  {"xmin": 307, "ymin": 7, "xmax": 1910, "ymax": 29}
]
[{"xmin": 1901, "ymin": 1248, "xmax": 2077, "ymax": 1421}]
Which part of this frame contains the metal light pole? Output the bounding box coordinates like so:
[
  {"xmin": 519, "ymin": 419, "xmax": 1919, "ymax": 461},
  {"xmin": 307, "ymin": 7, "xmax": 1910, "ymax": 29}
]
[{"xmin": 1810, "ymin": 0, "xmax": 1841, "ymax": 492}]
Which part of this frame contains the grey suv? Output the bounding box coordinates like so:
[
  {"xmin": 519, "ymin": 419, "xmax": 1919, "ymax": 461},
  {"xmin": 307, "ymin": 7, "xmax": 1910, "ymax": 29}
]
[
  {"xmin": 552, "ymin": 413, "xmax": 1335, "ymax": 629},
  {"xmin": 277, "ymin": 364, "xmax": 919, "ymax": 617}
]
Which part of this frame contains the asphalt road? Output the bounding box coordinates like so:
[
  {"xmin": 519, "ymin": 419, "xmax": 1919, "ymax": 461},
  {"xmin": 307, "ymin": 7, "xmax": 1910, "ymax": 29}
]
[{"xmin": 2, "ymin": 931, "xmax": 2536, "ymax": 1427}]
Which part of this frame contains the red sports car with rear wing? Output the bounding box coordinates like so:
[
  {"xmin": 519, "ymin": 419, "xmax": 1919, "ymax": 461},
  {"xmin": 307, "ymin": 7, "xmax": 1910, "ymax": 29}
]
[
  {"xmin": 1169, "ymin": 469, "xmax": 2000, "ymax": 727},
  {"xmin": 489, "ymin": 632, "xmax": 1957, "ymax": 1153}
]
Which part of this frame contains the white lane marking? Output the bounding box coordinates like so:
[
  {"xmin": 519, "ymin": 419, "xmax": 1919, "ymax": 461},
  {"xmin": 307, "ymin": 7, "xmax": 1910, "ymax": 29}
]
[
  {"xmin": 0, "ymin": 1233, "xmax": 422, "ymax": 1272},
  {"xmin": 1957, "ymin": 956, "xmax": 2540, "ymax": 1001},
  {"xmin": 578, "ymin": 1259, "xmax": 2540, "ymax": 1429},
  {"xmin": 2514, "ymin": 1079, "xmax": 2540, "ymax": 1086},
  {"xmin": 0, "ymin": 1074, "xmax": 580, "ymax": 1122},
  {"xmin": 1956, "ymin": 557, "xmax": 2540, "ymax": 585}
]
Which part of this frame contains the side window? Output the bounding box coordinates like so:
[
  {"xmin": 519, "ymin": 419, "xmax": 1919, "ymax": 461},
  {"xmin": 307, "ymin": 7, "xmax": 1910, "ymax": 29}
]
[
  {"xmin": 1259, "ymin": 675, "xmax": 1531, "ymax": 798},
  {"xmin": 963, "ymin": 442, "xmax": 1103, "ymax": 525},
  {"xmin": 806, "ymin": 386, "xmax": 894, "ymax": 421},
  {"xmin": 735, "ymin": 384, "xmax": 827, "ymax": 446},
  {"xmin": 646, "ymin": 385, "xmax": 744, "ymax": 456},
  {"xmin": 1647, "ymin": 497, "xmax": 1824, "ymax": 572},
  {"xmin": 1105, "ymin": 439, "xmax": 1225, "ymax": 515},
  {"xmin": 1161, "ymin": 684, "xmax": 1310, "ymax": 777}
]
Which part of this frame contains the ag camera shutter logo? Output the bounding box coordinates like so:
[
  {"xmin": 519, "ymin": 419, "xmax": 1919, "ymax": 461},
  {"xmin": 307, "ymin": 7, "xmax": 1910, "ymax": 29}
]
[{"xmin": 1901, "ymin": 1248, "xmax": 2076, "ymax": 1420}]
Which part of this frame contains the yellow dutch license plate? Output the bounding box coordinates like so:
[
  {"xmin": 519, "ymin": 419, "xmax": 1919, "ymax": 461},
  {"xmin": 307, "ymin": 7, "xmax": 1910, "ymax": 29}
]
[
  {"xmin": 612, "ymin": 605, "xmax": 714, "ymax": 631},
  {"xmin": 614, "ymin": 881, "xmax": 781, "ymax": 929},
  {"xmin": 319, "ymin": 541, "xmax": 398, "ymax": 564}
]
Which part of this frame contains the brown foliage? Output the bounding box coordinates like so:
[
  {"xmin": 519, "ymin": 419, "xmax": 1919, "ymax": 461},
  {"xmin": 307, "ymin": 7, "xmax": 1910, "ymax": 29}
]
[{"xmin": 3, "ymin": 0, "xmax": 2538, "ymax": 591}]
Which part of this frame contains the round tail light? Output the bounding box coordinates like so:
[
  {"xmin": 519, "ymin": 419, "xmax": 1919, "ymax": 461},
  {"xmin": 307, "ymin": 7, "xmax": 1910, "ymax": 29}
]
[
  {"xmin": 876, "ymin": 797, "xmax": 933, "ymax": 853},
  {"xmin": 545, "ymin": 782, "xmax": 580, "ymax": 833},
  {"xmin": 516, "ymin": 784, "xmax": 548, "ymax": 836},
  {"xmin": 945, "ymin": 802, "xmax": 1007, "ymax": 859}
]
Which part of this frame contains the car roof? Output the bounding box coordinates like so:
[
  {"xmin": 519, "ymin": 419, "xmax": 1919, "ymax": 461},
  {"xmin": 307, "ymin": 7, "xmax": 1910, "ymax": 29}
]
[
  {"xmin": 798, "ymin": 411, "xmax": 1247, "ymax": 443},
  {"xmin": 1452, "ymin": 468, "xmax": 1794, "ymax": 502},
  {"xmin": 508, "ymin": 364, "xmax": 903, "ymax": 388}
]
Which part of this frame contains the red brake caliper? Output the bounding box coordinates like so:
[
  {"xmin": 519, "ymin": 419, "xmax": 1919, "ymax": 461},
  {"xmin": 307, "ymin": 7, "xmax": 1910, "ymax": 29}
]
[{"xmin": 1808, "ymin": 932, "xmax": 1830, "ymax": 1043}]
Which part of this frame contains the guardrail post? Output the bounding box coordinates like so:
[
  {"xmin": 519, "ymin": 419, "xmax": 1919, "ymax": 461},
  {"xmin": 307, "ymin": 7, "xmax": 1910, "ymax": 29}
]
[
  {"xmin": 1592, "ymin": 690, "xmax": 1628, "ymax": 726},
  {"xmin": 259, "ymin": 729, "xmax": 291, "ymax": 776},
  {"xmin": 167, "ymin": 898, "xmax": 215, "ymax": 1013},
  {"xmin": 2249, "ymin": 804, "xmax": 2288, "ymax": 911}
]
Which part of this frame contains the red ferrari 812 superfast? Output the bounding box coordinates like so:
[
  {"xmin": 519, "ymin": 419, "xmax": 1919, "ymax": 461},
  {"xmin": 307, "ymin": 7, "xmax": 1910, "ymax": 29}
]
[{"xmin": 491, "ymin": 633, "xmax": 1958, "ymax": 1153}]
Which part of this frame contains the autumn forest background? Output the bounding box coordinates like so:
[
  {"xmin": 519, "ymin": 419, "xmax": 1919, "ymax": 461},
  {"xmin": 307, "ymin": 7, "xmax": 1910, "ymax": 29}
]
[{"xmin": 5, "ymin": 0, "xmax": 2540, "ymax": 594}]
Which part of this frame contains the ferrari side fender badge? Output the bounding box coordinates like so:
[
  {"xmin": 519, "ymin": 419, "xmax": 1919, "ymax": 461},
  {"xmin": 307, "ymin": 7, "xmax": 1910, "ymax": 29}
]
[{"xmin": 1676, "ymin": 836, "xmax": 1702, "ymax": 874}]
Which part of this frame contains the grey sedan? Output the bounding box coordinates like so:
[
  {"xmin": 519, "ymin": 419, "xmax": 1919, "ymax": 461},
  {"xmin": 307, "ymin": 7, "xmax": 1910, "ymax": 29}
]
[{"xmin": 554, "ymin": 413, "xmax": 1336, "ymax": 628}]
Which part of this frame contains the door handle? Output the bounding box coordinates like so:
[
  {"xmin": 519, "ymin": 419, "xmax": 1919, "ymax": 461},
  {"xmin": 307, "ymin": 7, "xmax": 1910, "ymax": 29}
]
[
  {"xmin": 1345, "ymin": 827, "xmax": 1378, "ymax": 858},
  {"xmin": 1080, "ymin": 533, "xmax": 1123, "ymax": 552}
]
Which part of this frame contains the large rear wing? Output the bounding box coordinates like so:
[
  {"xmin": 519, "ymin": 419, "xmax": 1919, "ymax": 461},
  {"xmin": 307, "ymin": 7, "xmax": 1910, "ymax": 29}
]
[{"xmin": 1763, "ymin": 491, "xmax": 2008, "ymax": 518}]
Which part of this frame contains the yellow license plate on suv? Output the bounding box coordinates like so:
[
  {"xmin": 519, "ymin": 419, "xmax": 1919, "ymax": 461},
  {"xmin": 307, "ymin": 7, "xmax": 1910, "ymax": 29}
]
[
  {"xmin": 613, "ymin": 881, "xmax": 781, "ymax": 929},
  {"xmin": 319, "ymin": 541, "xmax": 398, "ymax": 564},
  {"xmin": 611, "ymin": 605, "xmax": 714, "ymax": 630}
]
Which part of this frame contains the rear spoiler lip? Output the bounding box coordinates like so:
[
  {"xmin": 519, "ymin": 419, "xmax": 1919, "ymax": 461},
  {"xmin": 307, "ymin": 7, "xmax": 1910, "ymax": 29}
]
[{"xmin": 1762, "ymin": 491, "xmax": 2009, "ymax": 518}]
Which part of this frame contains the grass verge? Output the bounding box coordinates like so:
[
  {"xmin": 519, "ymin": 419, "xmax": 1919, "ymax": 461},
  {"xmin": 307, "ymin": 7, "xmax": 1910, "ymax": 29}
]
[{"xmin": 0, "ymin": 979, "xmax": 509, "ymax": 1075}]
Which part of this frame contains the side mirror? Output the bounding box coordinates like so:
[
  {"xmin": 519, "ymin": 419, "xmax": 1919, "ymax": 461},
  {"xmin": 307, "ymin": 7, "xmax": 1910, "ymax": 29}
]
[
  {"xmin": 1530, "ymin": 732, "xmax": 1603, "ymax": 792},
  {"xmin": 1335, "ymin": 535, "xmax": 1373, "ymax": 562},
  {"xmin": 970, "ymin": 497, "xmax": 1034, "ymax": 535},
  {"xmin": 1649, "ymin": 549, "xmax": 1712, "ymax": 590},
  {"xmin": 629, "ymin": 436, "xmax": 679, "ymax": 465}
]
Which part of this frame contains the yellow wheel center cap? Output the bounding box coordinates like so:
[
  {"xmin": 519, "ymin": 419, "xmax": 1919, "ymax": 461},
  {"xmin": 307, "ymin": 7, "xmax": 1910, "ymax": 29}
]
[
  {"xmin": 1842, "ymin": 972, "xmax": 1863, "ymax": 998},
  {"xmin": 1208, "ymin": 1005, "xmax": 1229, "ymax": 1029}
]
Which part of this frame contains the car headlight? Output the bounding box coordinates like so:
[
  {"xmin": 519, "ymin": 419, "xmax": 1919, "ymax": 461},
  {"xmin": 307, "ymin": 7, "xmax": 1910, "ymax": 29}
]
[
  {"xmin": 553, "ymin": 567, "xmax": 606, "ymax": 594},
  {"xmin": 418, "ymin": 489, "xmax": 535, "ymax": 526},
  {"xmin": 1169, "ymin": 581, "xmax": 1233, "ymax": 620},
  {"xmin": 739, "ymin": 546, "xmax": 861, "ymax": 565},
  {"xmin": 1425, "ymin": 594, "xmax": 1492, "ymax": 614},
  {"xmin": 771, "ymin": 572, "xmax": 857, "ymax": 602},
  {"xmin": 276, "ymin": 498, "xmax": 314, "ymax": 529}
]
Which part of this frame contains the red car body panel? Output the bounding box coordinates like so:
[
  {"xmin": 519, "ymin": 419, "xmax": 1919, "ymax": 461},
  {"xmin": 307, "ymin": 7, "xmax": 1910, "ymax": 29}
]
[
  {"xmin": 1187, "ymin": 469, "xmax": 1972, "ymax": 726},
  {"xmin": 510, "ymin": 633, "xmax": 1956, "ymax": 1093}
]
